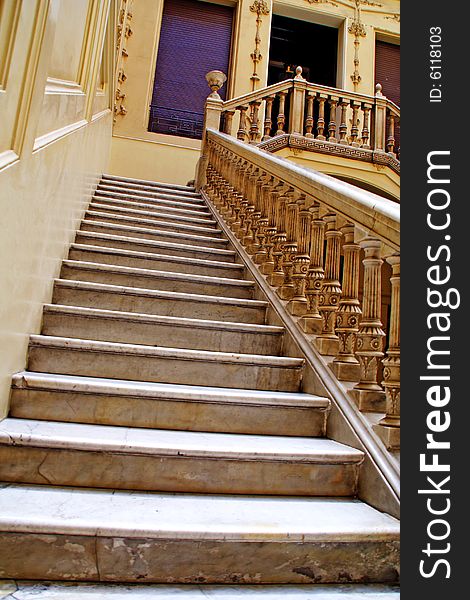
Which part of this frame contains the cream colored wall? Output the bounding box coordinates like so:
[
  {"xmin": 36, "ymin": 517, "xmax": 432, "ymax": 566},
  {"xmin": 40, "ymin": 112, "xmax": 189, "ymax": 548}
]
[
  {"xmin": 0, "ymin": 0, "xmax": 116, "ymax": 418},
  {"xmin": 110, "ymin": 0, "xmax": 399, "ymax": 184}
]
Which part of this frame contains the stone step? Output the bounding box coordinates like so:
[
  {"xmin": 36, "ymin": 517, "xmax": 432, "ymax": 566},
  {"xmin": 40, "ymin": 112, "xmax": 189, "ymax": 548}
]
[
  {"xmin": 95, "ymin": 188, "xmax": 207, "ymax": 211},
  {"xmin": 68, "ymin": 244, "xmax": 245, "ymax": 278},
  {"xmin": 75, "ymin": 230, "xmax": 238, "ymax": 262},
  {"xmin": 27, "ymin": 335, "xmax": 304, "ymax": 391},
  {"xmin": 102, "ymin": 173, "xmax": 198, "ymax": 194},
  {"xmin": 0, "ymin": 418, "xmax": 364, "ymax": 495},
  {"xmin": 52, "ymin": 280, "xmax": 268, "ymax": 323},
  {"xmin": 60, "ymin": 260, "xmax": 254, "ymax": 299},
  {"xmin": 85, "ymin": 210, "xmax": 221, "ymax": 237},
  {"xmin": 91, "ymin": 196, "xmax": 214, "ymax": 222},
  {"xmin": 10, "ymin": 372, "xmax": 330, "ymax": 436},
  {"xmin": 80, "ymin": 220, "xmax": 230, "ymax": 248},
  {"xmin": 42, "ymin": 305, "xmax": 284, "ymax": 354},
  {"xmin": 95, "ymin": 187, "xmax": 206, "ymax": 215},
  {"xmin": 0, "ymin": 483, "xmax": 400, "ymax": 583},
  {"xmin": 0, "ymin": 581, "xmax": 401, "ymax": 599},
  {"xmin": 97, "ymin": 182, "xmax": 203, "ymax": 202}
]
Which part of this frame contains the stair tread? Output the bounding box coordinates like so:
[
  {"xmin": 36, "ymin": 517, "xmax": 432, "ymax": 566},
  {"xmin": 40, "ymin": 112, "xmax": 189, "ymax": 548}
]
[
  {"xmin": 81, "ymin": 220, "xmax": 229, "ymax": 245},
  {"xmin": 70, "ymin": 243, "xmax": 243, "ymax": 270},
  {"xmin": 43, "ymin": 304, "xmax": 282, "ymax": 334},
  {"xmin": 62, "ymin": 260, "xmax": 253, "ymax": 288},
  {"xmin": 12, "ymin": 372, "xmax": 329, "ymax": 409},
  {"xmin": 0, "ymin": 483, "xmax": 399, "ymax": 541},
  {"xmin": 0, "ymin": 418, "xmax": 363, "ymax": 463},
  {"xmin": 90, "ymin": 201, "xmax": 216, "ymax": 224},
  {"xmin": 75, "ymin": 231, "xmax": 237, "ymax": 257},
  {"xmin": 0, "ymin": 581, "xmax": 401, "ymax": 599},
  {"xmin": 54, "ymin": 278, "xmax": 268, "ymax": 307},
  {"xmin": 95, "ymin": 190, "xmax": 206, "ymax": 210},
  {"xmin": 97, "ymin": 186, "xmax": 203, "ymax": 204},
  {"xmin": 85, "ymin": 211, "xmax": 220, "ymax": 235},
  {"xmin": 102, "ymin": 174, "xmax": 197, "ymax": 192},
  {"xmin": 29, "ymin": 335, "xmax": 303, "ymax": 367}
]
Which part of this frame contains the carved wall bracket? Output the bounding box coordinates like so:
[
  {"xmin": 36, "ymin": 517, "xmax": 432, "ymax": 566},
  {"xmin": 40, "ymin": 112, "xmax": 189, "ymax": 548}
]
[{"xmin": 249, "ymin": 0, "xmax": 271, "ymax": 91}]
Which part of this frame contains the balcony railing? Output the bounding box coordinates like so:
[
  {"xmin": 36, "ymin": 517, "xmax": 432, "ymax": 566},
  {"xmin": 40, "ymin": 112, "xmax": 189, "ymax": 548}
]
[
  {"xmin": 206, "ymin": 67, "xmax": 400, "ymax": 172},
  {"xmin": 196, "ymin": 127, "xmax": 400, "ymax": 455}
]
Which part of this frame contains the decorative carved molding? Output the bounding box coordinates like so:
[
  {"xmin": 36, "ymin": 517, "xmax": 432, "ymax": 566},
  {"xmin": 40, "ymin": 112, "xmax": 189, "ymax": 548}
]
[
  {"xmin": 385, "ymin": 13, "xmax": 400, "ymax": 23},
  {"xmin": 305, "ymin": 0, "xmax": 339, "ymax": 6},
  {"xmin": 114, "ymin": 0, "xmax": 133, "ymax": 122},
  {"xmin": 348, "ymin": 0, "xmax": 367, "ymax": 91},
  {"xmin": 249, "ymin": 0, "xmax": 271, "ymax": 91}
]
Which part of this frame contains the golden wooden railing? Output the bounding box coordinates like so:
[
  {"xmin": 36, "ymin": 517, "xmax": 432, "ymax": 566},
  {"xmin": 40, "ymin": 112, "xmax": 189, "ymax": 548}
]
[
  {"xmin": 197, "ymin": 127, "xmax": 400, "ymax": 451},
  {"xmin": 205, "ymin": 68, "xmax": 400, "ymax": 169}
]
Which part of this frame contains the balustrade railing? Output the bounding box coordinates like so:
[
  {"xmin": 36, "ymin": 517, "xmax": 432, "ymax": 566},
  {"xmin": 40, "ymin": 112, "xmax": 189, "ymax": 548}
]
[
  {"xmin": 198, "ymin": 128, "xmax": 400, "ymax": 450},
  {"xmin": 206, "ymin": 67, "xmax": 400, "ymax": 165}
]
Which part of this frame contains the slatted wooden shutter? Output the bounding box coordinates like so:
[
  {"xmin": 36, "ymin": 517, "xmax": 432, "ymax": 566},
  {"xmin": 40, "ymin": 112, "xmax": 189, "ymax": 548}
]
[
  {"xmin": 149, "ymin": 0, "xmax": 234, "ymax": 139},
  {"xmin": 375, "ymin": 40, "xmax": 400, "ymax": 106}
]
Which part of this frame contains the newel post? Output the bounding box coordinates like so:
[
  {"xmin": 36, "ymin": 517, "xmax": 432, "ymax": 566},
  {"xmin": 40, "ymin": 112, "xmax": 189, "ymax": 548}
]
[
  {"xmin": 289, "ymin": 66, "xmax": 306, "ymax": 135},
  {"xmin": 373, "ymin": 83, "xmax": 387, "ymax": 153},
  {"xmin": 195, "ymin": 70, "xmax": 226, "ymax": 190}
]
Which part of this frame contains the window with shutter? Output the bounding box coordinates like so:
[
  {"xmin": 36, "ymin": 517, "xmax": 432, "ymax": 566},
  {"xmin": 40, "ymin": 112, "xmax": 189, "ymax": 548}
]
[
  {"xmin": 375, "ymin": 39, "xmax": 400, "ymax": 152},
  {"xmin": 149, "ymin": 0, "xmax": 234, "ymax": 140}
]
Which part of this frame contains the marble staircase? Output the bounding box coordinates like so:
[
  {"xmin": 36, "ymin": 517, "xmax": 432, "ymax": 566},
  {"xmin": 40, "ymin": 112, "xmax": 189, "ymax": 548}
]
[{"xmin": 0, "ymin": 174, "xmax": 400, "ymax": 592}]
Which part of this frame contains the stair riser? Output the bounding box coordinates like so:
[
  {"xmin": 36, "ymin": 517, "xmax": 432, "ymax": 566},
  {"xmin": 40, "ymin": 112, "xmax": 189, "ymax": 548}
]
[
  {"xmin": 85, "ymin": 214, "xmax": 221, "ymax": 238},
  {"xmin": 9, "ymin": 389, "xmax": 328, "ymax": 437},
  {"xmin": 42, "ymin": 313, "xmax": 283, "ymax": 355},
  {"xmin": 68, "ymin": 248, "xmax": 244, "ymax": 279},
  {"xmin": 94, "ymin": 193, "xmax": 208, "ymax": 214},
  {"xmin": 95, "ymin": 191, "xmax": 207, "ymax": 212},
  {"xmin": 74, "ymin": 233, "xmax": 237, "ymax": 262},
  {"xmin": 0, "ymin": 446, "xmax": 359, "ymax": 496},
  {"xmin": 60, "ymin": 266, "xmax": 254, "ymax": 299},
  {"xmin": 89, "ymin": 196, "xmax": 216, "ymax": 228},
  {"xmin": 98, "ymin": 182, "xmax": 201, "ymax": 199},
  {"xmin": 0, "ymin": 532, "xmax": 400, "ymax": 584},
  {"xmin": 52, "ymin": 286, "xmax": 267, "ymax": 323},
  {"xmin": 80, "ymin": 222, "xmax": 229, "ymax": 247},
  {"xmin": 27, "ymin": 347, "xmax": 302, "ymax": 391}
]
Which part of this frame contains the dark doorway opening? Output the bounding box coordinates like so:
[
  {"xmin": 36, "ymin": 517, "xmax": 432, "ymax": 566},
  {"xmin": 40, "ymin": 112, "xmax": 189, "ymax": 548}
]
[{"xmin": 268, "ymin": 14, "xmax": 338, "ymax": 86}]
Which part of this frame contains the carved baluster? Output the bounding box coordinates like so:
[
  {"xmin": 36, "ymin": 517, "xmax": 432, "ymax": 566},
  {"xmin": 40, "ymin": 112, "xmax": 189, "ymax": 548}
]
[
  {"xmin": 316, "ymin": 94, "xmax": 327, "ymax": 140},
  {"xmin": 361, "ymin": 103, "xmax": 372, "ymax": 148},
  {"xmin": 237, "ymin": 106, "xmax": 249, "ymax": 141},
  {"xmin": 352, "ymin": 238, "xmax": 386, "ymax": 412},
  {"xmin": 247, "ymin": 171, "xmax": 266, "ymax": 254},
  {"xmin": 242, "ymin": 168, "xmax": 260, "ymax": 246},
  {"xmin": 277, "ymin": 191, "xmax": 299, "ymax": 300},
  {"xmin": 350, "ymin": 101, "xmax": 361, "ymax": 147},
  {"xmin": 224, "ymin": 110, "xmax": 235, "ymax": 136},
  {"xmin": 276, "ymin": 92, "xmax": 287, "ymax": 135},
  {"xmin": 254, "ymin": 176, "xmax": 274, "ymax": 264},
  {"xmin": 305, "ymin": 92, "xmax": 315, "ymax": 138},
  {"xmin": 331, "ymin": 224, "xmax": 362, "ymax": 380},
  {"xmin": 328, "ymin": 96, "xmax": 338, "ymax": 143},
  {"xmin": 338, "ymin": 99, "xmax": 349, "ymax": 145},
  {"xmin": 376, "ymin": 254, "xmax": 400, "ymax": 449},
  {"xmin": 315, "ymin": 215, "xmax": 342, "ymax": 356},
  {"xmin": 260, "ymin": 181, "xmax": 282, "ymax": 275},
  {"xmin": 387, "ymin": 112, "xmax": 396, "ymax": 155},
  {"xmin": 249, "ymin": 100, "xmax": 262, "ymax": 144},
  {"xmin": 287, "ymin": 196, "xmax": 311, "ymax": 316},
  {"xmin": 298, "ymin": 204, "xmax": 325, "ymax": 334},
  {"xmin": 263, "ymin": 96, "xmax": 275, "ymax": 140},
  {"xmin": 267, "ymin": 188, "xmax": 290, "ymax": 287}
]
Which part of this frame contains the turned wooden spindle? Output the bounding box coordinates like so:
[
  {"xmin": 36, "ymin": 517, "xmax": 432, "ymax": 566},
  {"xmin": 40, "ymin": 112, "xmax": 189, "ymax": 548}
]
[
  {"xmin": 237, "ymin": 106, "xmax": 249, "ymax": 141},
  {"xmin": 276, "ymin": 92, "xmax": 287, "ymax": 135},
  {"xmin": 338, "ymin": 99, "xmax": 349, "ymax": 145},
  {"xmin": 287, "ymin": 195, "xmax": 311, "ymax": 316},
  {"xmin": 387, "ymin": 113, "xmax": 396, "ymax": 155},
  {"xmin": 224, "ymin": 110, "xmax": 235, "ymax": 136},
  {"xmin": 376, "ymin": 254, "xmax": 400, "ymax": 449},
  {"xmin": 350, "ymin": 101, "xmax": 361, "ymax": 147},
  {"xmin": 352, "ymin": 238, "xmax": 386, "ymax": 412},
  {"xmin": 361, "ymin": 103, "xmax": 372, "ymax": 148},
  {"xmin": 305, "ymin": 92, "xmax": 315, "ymax": 138},
  {"xmin": 249, "ymin": 100, "xmax": 262, "ymax": 144},
  {"xmin": 277, "ymin": 191, "xmax": 299, "ymax": 301},
  {"xmin": 263, "ymin": 96, "xmax": 275, "ymax": 140},
  {"xmin": 331, "ymin": 224, "xmax": 362, "ymax": 381},
  {"xmin": 316, "ymin": 94, "xmax": 327, "ymax": 140},
  {"xmin": 298, "ymin": 204, "xmax": 325, "ymax": 334},
  {"xmin": 328, "ymin": 96, "xmax": 339, "ymax": 143},
  {"xmin": 315, "ymin": 215, "xmax": 342, "ymax": 356}
]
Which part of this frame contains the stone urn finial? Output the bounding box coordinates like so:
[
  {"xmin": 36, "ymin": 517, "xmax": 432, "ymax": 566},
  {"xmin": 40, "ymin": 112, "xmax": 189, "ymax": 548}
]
[
  {"xmin": 205, "ymin": 70, "xmax": 227, "ymax": 99},
  {"xmin": 294, "ymin": 65, "xmax": 305, "ymax": 81},
  {"xmin": 375, "ymin": 83, "xmax": 383, "ymax": 97}
]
